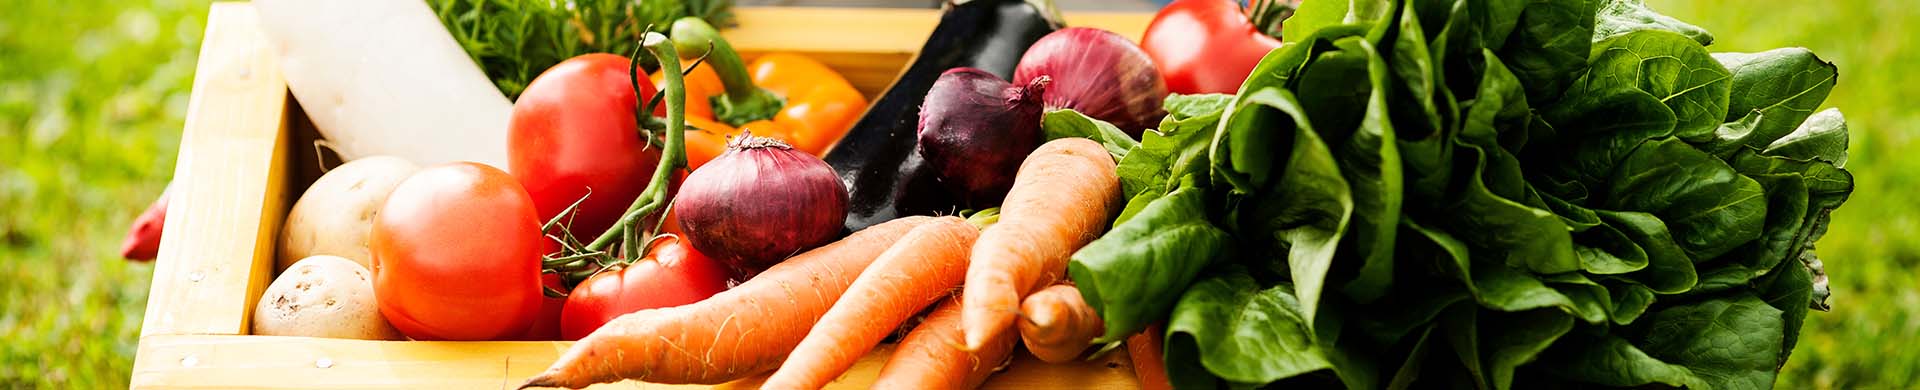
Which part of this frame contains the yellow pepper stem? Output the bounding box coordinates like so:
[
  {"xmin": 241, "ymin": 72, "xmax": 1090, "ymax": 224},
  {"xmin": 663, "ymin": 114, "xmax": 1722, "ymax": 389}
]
[{"xmin": 670, "ymin": 16, "xmax": 783, "ymax": 126}]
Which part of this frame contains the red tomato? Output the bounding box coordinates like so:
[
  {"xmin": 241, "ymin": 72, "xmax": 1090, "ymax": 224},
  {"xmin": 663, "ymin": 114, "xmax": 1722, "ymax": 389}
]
[
  {"xmin": 1141, "ymin": 0, "xmax": 1287, "ymax": 94},
  {"xmin": 559, "ymin": 235, "xmax": 731, "ymax": 340},
  {"xmin": 371, "ymin": 162, "xmax": 544, "ymax": 341},
  {"xmin": 509, "ymin": 53, "xmax": 665, "ymax": 238},
  {"xmin": 514, "ymin": 273, "xmax": 569, "ymax": 341}
]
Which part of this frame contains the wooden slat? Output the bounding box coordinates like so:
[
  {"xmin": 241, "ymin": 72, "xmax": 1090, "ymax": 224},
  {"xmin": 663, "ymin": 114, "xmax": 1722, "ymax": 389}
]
[
  {"xmin": 138, "ymin": 1, "xmax": 289, "ymax": 338},
  {"xmin": 130, "ymin": 335, "xmax": 1136, "ymax": 389},
  {"xmin": 726, "ymin": 7, "xmax": 1156, "ymax": 97}
]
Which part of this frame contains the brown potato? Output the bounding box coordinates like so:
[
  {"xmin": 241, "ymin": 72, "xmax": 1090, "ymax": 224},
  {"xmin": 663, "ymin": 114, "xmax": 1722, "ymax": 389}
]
[{"xmin": 252, "ymin": 255, "xmax": 403, "ymax": 340}]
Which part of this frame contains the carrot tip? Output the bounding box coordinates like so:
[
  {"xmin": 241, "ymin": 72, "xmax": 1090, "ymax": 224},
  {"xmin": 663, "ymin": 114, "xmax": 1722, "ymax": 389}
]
[{"xmin": 518, "ymin": 375, "xmax": 556, "ymax": 390}]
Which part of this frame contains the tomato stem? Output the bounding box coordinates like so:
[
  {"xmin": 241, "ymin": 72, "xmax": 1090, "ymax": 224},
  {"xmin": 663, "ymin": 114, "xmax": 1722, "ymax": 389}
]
[
  {"xmin": 670, "ymin": 16, "xmax": 783, "ymax": 126},
  {"xmin": 584, "ymin": 32, "xmax": 690, "ymax": 257}
]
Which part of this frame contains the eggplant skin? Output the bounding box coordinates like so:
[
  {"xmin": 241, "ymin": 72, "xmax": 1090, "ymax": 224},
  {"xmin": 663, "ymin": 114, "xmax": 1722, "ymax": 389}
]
[{"xmin": 825, "ymin": 0, "xmax": 1059, "ymax": 232}]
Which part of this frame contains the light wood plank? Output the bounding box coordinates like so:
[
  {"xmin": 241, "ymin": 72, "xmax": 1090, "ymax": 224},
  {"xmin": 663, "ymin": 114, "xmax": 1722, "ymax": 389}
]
[
  {"xmin": 138, "ymin": 1, "xmax": 290, "ymax": 338},
  {"xmin": 131, "ymin": 335, "xmax": 1136, "ymax": 389}
]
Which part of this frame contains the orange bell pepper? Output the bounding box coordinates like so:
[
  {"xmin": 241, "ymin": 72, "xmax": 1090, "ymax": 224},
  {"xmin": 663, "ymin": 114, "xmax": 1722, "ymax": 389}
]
[{"xmin": 651, "ymin": 19, "xmax": 867, "ymax": 170}]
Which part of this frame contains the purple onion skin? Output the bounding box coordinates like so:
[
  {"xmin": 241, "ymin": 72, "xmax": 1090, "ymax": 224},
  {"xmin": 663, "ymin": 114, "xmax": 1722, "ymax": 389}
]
[
  {"xmin": 675, "ymin": 136, "xmax": 850, "ymax": 277},
  {"xmin": 917, "ymin": 67, "xmax": 1047, "ymax": 206},
  {"xmin": 1014, "ymin": 27, "xmax": 1169, "ymax": 136}
]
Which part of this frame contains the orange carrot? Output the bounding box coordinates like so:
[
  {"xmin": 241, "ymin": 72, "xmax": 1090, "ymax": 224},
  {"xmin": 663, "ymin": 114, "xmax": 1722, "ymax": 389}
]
[
  {"xmin": 962, "ymin": 138, "xmax": 1122, "ymax": 350},
  {"xmin": 873, "ymin": 296, "xmax": 1017, "ymax": 390},
  {"xmin": 520, "ymin": 216, "xmax": 933, "ymax": 389},
  {"xmin": 1018, "ymin": 283, "xmax": 1105, "ymax": 363},
  {"xmin": 761, "ymin": 216, "xmax": 979, "ymax": 390},
  {"xmin": 1126, "ymin": 323, "xmax": 1172, "ymax": 390}
]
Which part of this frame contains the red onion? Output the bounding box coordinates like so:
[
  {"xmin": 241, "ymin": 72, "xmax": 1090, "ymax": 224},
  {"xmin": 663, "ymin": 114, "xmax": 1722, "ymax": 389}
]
[
  {"xmin": 675, "ymin": 134, "xmax": 849, "ymax": 276},
  {"xmin": 918, "ymin": 67, "xmax": 1048, "ymax": 206},
  {"xmin": 1013, "ymin": 27, "xmax": 1169, "ymax": 135}
]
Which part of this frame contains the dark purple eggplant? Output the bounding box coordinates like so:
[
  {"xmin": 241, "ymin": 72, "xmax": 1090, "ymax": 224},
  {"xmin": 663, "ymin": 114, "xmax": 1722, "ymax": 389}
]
[{"xmin": 823, "ymin": 0, "xmax": 1060, "ymax": 232}]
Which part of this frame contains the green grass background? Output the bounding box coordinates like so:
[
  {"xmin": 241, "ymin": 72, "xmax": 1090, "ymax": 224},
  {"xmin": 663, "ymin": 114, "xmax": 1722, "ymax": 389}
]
[{"xmin": 0, "ymin": 0, "xmax": 1910, "ymax": 388}]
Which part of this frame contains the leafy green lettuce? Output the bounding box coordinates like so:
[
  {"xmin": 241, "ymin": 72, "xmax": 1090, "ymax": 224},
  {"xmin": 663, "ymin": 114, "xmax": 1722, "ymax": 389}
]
[{"xmin": 1051, "ymin": 0, "xmax": 1852, "ymax": 388}]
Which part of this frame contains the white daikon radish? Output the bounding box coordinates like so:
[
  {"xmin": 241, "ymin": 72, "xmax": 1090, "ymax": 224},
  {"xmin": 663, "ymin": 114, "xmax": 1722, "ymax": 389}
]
[{"xmin": 255, "ymin": 0, "xmax": 511, "ymax": 168}]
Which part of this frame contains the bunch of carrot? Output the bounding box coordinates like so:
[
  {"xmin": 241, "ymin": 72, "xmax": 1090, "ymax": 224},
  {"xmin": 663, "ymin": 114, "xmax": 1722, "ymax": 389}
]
[{"xmin": 521, "ymin": 138, "xmax": 1133, "ymax": 390}]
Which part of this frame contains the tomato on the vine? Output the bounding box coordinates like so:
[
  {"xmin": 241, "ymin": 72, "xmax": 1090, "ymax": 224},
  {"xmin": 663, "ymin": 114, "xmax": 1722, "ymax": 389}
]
[
  {"xmin": 559, "ymin": 234, "xmax": 731, "ymax": 340},
  {"xmin": 509, "ymin": 53, "xmax": 668, "ymax": 238},
  {"xmin": 371, "ymin": 162, "xmax": 544, "ymax": 341}
]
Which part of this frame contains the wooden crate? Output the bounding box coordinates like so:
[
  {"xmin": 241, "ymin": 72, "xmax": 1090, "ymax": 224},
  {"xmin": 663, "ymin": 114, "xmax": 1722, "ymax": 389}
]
[{"xmin": 132, "ymin": 3, "xmax": 1153, "ymax": 389}]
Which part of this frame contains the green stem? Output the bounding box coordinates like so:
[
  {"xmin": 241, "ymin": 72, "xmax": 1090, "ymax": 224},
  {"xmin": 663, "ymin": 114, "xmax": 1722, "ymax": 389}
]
[
  {"xmin": 670, "ymin": 16, "xmax": 782, "ymax": 126},
  {"xmin": 586, "ymin": 32, "xmax": 689, "ymax": 255}
]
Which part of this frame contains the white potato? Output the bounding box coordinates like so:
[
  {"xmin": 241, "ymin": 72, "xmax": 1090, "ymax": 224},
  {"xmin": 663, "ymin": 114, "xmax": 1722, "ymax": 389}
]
[
  {"xmin": 252, "ymin": 255, "xmax": 402, "ymax": 340},
  {"xmin": 278, "ymin": 155, "xmax": 418, "ymax": 272}
]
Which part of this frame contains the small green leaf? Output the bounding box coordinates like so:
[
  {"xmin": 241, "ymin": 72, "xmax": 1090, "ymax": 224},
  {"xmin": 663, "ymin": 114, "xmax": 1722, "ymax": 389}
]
[{"xmin": 1041, "ymin": 109, "xmax": 1138, "ymax": 160}]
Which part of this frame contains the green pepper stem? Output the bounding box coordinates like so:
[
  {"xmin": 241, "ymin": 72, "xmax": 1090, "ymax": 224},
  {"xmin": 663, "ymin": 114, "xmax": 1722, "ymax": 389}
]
[
  {"xmin": 585, "ymin": 32, "xmax": 689, "ymax": 255},
  {"xmin": 670, "ymin": 16, "xmax": 782, "ymax": 126}
]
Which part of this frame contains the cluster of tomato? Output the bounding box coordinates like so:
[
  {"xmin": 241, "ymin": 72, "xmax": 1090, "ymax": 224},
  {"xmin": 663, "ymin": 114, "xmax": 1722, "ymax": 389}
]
[{"xmin": 374, "ymin": 46, "xmax": 864, "ymax": 341}]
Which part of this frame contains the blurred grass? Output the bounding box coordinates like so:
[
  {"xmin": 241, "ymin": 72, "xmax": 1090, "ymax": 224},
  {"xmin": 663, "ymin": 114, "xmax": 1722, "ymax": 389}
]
[
  {"xmin": 0, "ymin": 0, "xmax": 1911, "ymax": 388},
  {"xmin": 0, "ymin": 0, "xmax": 205, "ymax": 387},
  {"xmin": 1644, "ymin": 0, "xmax": 1920, "ymax": 388}
]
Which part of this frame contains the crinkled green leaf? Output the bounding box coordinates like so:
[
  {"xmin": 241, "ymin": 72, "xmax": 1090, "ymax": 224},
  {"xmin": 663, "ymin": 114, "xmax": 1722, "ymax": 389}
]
[
  {"xmin": 1113, "ymin": 96, "xmax": 1235, "ymax": 204},
  {"xmin": 1443, "ymin": 51, "xmax": 1581, "ymax": 274},
  {"xmin": 1216, "ymin": 26, "xmax": 1369, "ymax": 194},
  {"xmin": 1702, "ymin": 48, "xmax": 1838, "ymax": 155},
  {"xmin": 1385, "ymin": 0, "xmax": 1447, "ymax": 142},
  {"xmin": 1607, "ymin": 281, "xmax": 1656, "ymax": 325},
  {"xmin": 1164, "ymin": 93, "xmax": 1237, "ymax": 120},
  {"xmin": 1539, "ymin": 334, "xmax": 1708, "ymax": 388},
  {"xmin": 1440, "ymin": 304, "xmax": 1488, "ymax": 389},
  {"xmin": 1548, "ymin": 30, "xmax": 1730, "ymax": 141},
  {"xmin": 1604, "ymin": 137, "xmax": 1767, "ymax": 261},
  {"xmin": 1225, "ymin": 87, "xmax": 1354, "ymax": 326},
  {"xmin": 1165, "ymin": 271, "xmax": 1333, "ymax": 385},
  {"xmin": 1761, "ymin": 252, "xmax": 1815, "ymax": 362},
  {"xmin": 1482, "ymin": 309, "xmax": 1575, "ymax": 390},
  {"xmin": 1386, "ymin": 324, "xmax": 1438, "ymax": 390},
  {"xmin": 1597, "ymin": 210, "xmax": 1698, "ymax": 293},
  {"xmin": 1282, "ymin": 0, "xmax": 1396, "ymax": 44},
  {"xmin": 1290, "ymin": 37, "xmax": 1405, "ymax": 303},
  {"xmin": 1634, "ymin": 294, "xmax": 1789, "ymax": 390},
  {"xmin": 1542, "ymin": 272, "xmax": 1614, "ymax": 324},
  {"xmin": 1404, "ymin": 217, "xmax": 1579, "ymax": 313},
  {"xmin": 1068, "ymin": 185, "xmax": 1230, "ymax": 342},
  {"xmin": 1764, "ymin": 108, "xmax": 1849, "ymax": 166},
  {"xmin": 1497, "ymin": 0, "xmax": 1599, "ymax": 102},
  {"xmin": 1592, "ymin": 0, "xmax": 1713, "ymax": 45}
]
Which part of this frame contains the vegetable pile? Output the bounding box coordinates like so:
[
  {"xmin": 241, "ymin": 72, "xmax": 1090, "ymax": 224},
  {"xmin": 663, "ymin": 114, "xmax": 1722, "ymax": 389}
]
[
  {"xmin": 1057, "ymin": 0, "xmax": 1852, "ymax": 388},
  {"xmin": 147, "ymin": 0, "xmax": 1859, "ymax": 387}
]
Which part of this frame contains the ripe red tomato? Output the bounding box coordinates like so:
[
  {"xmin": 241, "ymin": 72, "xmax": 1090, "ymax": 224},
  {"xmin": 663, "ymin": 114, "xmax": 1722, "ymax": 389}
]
[
  {"xmin": 513, "ymin": 272, "xmax": 569, "ymax": 341},
  {"xmin": 559, "ymin": 235, "xmax": 731, "ymax": 340},
  {"xmin": 509, "ymin": 53, "xmax": 665, "ymax": 238},
  {"xmin": 1141, "ymin": 0, "xmax": 1287, "ymax": 94},
  {"xmin": 371, "ymin": 162, "xmax": 544, "ymax": 341}
]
